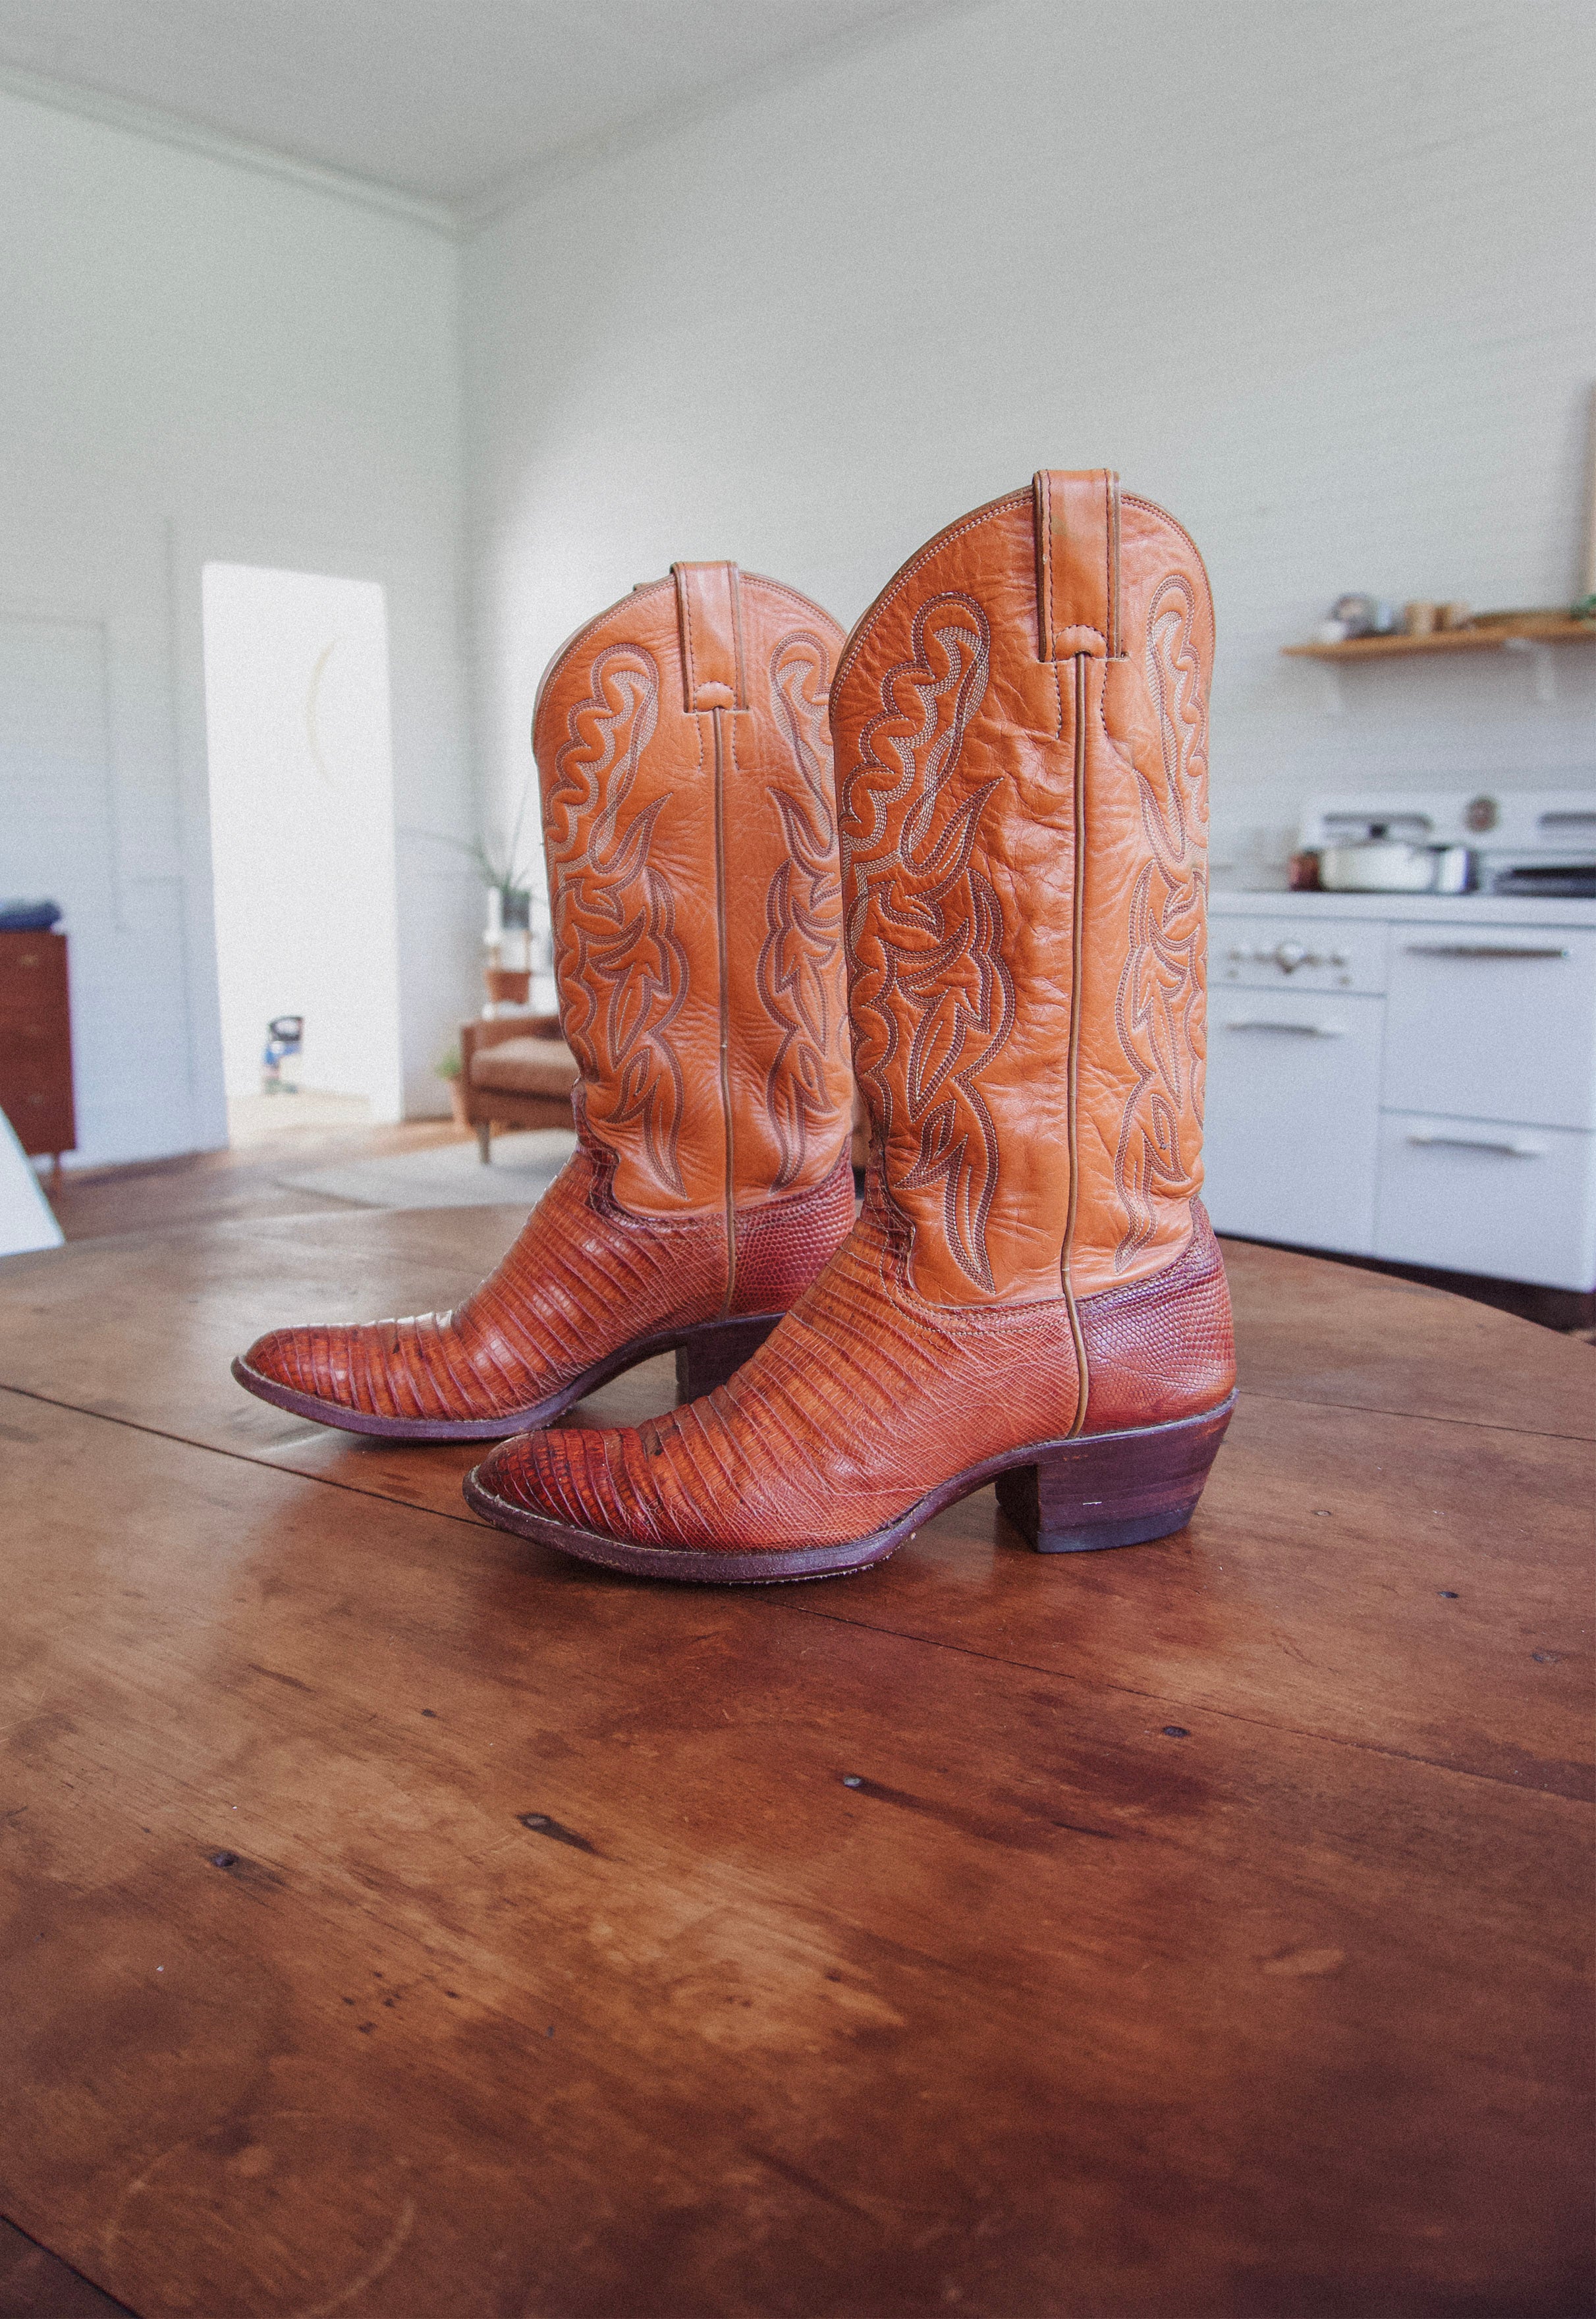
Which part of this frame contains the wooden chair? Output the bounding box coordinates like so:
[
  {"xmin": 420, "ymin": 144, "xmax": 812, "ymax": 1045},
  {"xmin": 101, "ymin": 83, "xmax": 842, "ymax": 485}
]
[
  {"xmin": 464, "ymin": 1015, "xmax": 866, "ymax": 1175},
  {"xmin": 459, "ymin": 1016, "xmax": 579, "ymax": 1163}
]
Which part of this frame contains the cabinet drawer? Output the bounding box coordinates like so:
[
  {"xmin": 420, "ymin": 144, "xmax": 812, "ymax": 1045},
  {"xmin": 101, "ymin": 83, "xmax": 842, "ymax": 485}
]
[
  {"xmin": 1375, "ymin": 1111, "xmax": 1596, "ymax": 1290},
  {"xmin": 1203, "ymin": 990, "xmax": 1383, "ymax": 1254},
  {"xmin": 1383, "ymin": 925, "xmax": 1596, "ymax": 1129},
  {"xmin": 1211, "ymin": 914, "xmax": 1385, "ymax": 995}
]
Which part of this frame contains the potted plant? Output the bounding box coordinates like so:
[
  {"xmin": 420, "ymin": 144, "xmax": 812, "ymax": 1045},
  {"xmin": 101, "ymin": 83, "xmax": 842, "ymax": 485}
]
[
  {"xmin": 414, "ymin": 783, "xmax": 548, "ymax": 1015},
  {"xmin": 476, "ymin": 787, "xmax": 540, "ymax": 1012},
  {"xmin": 483, "ymin": 884, "xmax": 534, "ymax": 1009},
  {"xmin": 435, "ymin": 1043, "xmax": 469, "ymax": 1127}
]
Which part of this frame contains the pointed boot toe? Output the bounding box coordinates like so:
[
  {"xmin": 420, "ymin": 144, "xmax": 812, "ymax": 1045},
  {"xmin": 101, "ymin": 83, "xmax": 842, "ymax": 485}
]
[
  {"xmin": 233, "ymin": 1314, "xmax": 470, "ymax": 1436},
  {"xmin": 462, "ymin": 1404, "xmax": 866, "ymax": 1586},
  {"xmin": 236, "ymin": 1325, "xmax": 309, "ymax": 1395},
  {"xmin": 465, "ymin": 1426, "xmax": 650, "ymax": 1551},
  {"xmin": 234, "ymin": 1323, "xmax": 360, "ymax": 1418}
]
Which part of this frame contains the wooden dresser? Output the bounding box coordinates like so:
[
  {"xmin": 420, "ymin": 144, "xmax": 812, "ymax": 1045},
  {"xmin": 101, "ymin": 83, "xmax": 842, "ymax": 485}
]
[{"xmin": 0, "ymin": 930, "xmax": 76, "ymax": 1180}]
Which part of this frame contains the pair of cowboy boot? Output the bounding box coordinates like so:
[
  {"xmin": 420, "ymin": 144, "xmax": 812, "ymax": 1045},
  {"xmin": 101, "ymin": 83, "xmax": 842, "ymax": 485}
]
[{"xmin": 236, "ymin": 473, "xmax": 1236, "ymax": 1584}]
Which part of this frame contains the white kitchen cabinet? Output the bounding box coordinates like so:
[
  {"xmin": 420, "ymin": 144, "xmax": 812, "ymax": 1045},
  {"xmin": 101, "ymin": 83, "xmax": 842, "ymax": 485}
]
[
  {"xmin": 1204, "ymin": 986, "xmax": 1383, "ymax": 1253},
  {"xmin": 1382, "ymin": 929, "xmax": 1596, "ymax": 1130},
  {"xmin": 1205, "ymin": 892, "xmax": 1596, "ymax": 1290},
  {"xmin": 1374, "ymin": 1111, "xmax": 1596, "ymax": 1287},
  {"xmin": 1213, "ymin": 914, "xmax": 1387, "ymax": 995}
]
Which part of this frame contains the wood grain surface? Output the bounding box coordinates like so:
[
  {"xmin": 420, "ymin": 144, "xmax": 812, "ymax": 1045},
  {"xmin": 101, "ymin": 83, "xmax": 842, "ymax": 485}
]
[
  {"xmin": 0, "ymin": 2218, "xmax": 134, "ymax": 2316},
  {"xmin": 0, "ymin": 1209, "xmax": 1590, "ymax": 2318}
]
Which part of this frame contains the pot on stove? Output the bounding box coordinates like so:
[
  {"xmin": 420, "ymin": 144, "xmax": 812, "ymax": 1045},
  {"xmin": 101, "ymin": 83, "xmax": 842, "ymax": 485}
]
[{"xmin": 1318, "ymin": 829, "xmax": 1470, "ymax": 893}]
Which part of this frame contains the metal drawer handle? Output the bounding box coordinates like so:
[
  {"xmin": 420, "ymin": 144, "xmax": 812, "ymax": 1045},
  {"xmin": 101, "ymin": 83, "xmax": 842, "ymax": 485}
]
[
  {"xmin": 1403, "ymin": 944, "xmax": 1569, "ymax": 961},
  {"xmin": 1406, "ymin": 1131, "xmax": 1545, "ymax": 1158},
  {"xmin": 1222, "ymin": 1020, "xmax": 1345, "ymax": 1037}
]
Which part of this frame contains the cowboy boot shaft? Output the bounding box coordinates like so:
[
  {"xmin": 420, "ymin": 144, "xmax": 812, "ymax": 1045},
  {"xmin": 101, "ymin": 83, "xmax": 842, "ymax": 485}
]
[
  {"xmin": 1063, "ymin": 479, "xmax": 1212, "ymax": 1300},
  {"xmin": 831, "ymin": 474, "xmax": 1213, "ymax": 1314},
  {"xmin": 534, "ymin": 565, "xmax": 853, "ymax": 1241}
]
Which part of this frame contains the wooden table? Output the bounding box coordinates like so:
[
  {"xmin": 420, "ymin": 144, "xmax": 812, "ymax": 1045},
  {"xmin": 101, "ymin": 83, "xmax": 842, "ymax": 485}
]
[{"xmin": 0, "ymin": 1210, "xmax": 1589, "ymax": 2318}]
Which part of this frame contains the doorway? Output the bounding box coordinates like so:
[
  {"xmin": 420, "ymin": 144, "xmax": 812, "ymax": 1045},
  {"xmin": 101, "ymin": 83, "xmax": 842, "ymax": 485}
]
[{"xmin": 200, "ymin": 563, "xmax": 403, "ymax": 1141}]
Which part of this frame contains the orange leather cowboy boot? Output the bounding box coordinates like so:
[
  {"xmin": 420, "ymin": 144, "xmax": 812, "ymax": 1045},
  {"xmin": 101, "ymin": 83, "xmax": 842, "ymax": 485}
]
[
  {"xmin": 464, "ymin": 474, "xmax": 1235, "ymax": 1574},
  {"xmin": 233, "ymin": 563, "xmax": 856, "ymax": 1439}
]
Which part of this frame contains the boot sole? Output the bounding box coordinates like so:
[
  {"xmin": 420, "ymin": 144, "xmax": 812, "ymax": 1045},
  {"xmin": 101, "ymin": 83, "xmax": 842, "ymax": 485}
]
[
  {"xmin": 462, "ymin": 1394, "xmax": 1237, "ymax": 1582},
  {"xmin": 230, "ymin": 1312, "xmax": 783, "ymax": 1443}
]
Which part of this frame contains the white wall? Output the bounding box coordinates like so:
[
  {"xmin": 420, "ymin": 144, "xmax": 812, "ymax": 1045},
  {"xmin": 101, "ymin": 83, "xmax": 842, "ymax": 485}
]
[
  {"xmin": 463, "ymin": 0, "xmax": 1596, "ymax": 898},
  {"xmin": 202, "ymin": 565, "xmax": 403, "ymax": 1115},
  {"xmin": 0, "ymin": 82, "xmax": 475, "ymax": 1165},
  {"xmin": 6, "ymin": 1, "xmax": 1591, "ymax": 1171}
]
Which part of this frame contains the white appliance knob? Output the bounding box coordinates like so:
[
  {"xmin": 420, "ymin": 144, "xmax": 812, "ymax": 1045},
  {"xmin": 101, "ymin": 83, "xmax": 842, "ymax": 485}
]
[{"xmin": 1274, "ymin": 941, "xmax": 1307, "ymax": 972}]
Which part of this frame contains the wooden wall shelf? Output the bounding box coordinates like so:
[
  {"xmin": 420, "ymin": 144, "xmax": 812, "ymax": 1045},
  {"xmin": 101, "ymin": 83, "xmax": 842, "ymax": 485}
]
[{"xmin": 1282, "ymin": 616, "xmax": 1595, "ymax": 662}]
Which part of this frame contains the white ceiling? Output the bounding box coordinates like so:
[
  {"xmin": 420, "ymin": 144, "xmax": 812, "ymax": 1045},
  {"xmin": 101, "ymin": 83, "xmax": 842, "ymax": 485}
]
[{"xmin": 0, "ymin": 0, "xmax": 947, "ymax": 218}]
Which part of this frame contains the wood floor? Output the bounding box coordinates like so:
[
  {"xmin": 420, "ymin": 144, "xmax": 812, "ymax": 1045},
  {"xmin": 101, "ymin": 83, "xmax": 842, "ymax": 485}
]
[
  {"xmin": 0, "ymin": 1195, "xmax": 1589, "ymax": 2316},
  {"xmin": 42, "ymin": 1121, "xmax": 466, "ymax": 1243}
]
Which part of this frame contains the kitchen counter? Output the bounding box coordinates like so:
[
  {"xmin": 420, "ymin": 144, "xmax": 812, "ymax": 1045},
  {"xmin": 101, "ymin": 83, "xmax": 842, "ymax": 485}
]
[
  {"xmin": 1206, "ymin": 889, "xmax": 1596, "ymax": 1291},
  {"xmin": 1211, "ymin": 887, "xmax": 1596, "ymax": 927}
]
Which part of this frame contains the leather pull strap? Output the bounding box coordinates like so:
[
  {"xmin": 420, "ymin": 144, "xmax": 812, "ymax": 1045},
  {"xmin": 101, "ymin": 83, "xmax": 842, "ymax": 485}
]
[
  {"xmin": 673, "ymin": 562, "xmax": 746, "ymax": 711},
  {"xmin": 1033, "ymin": 470, "xmax": 1122, "ymax": 660}
]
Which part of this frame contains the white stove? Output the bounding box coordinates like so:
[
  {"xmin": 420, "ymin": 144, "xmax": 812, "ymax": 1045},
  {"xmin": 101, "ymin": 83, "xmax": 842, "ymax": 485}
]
[
  {"xmin": 1298, "ymin": 785, "xmax": 1596, "ymax": 899},
  {"xmin": 1205, "ymin": 787, "xmax": 1596, "ymax": 1295}
]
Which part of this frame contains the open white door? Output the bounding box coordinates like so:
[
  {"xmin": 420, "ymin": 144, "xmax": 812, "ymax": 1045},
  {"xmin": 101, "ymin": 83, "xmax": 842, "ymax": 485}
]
[{"xmin": 201, "ymin": 563, "xmax": 404, "ymax": 1131}]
